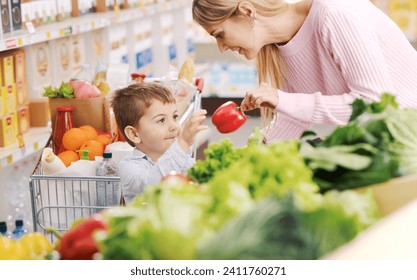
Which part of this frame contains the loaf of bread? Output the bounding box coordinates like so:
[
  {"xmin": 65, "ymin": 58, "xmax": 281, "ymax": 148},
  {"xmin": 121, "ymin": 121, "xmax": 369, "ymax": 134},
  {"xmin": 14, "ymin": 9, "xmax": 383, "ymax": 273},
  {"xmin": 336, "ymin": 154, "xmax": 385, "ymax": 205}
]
[{"xmin": 177, "ymin": 58, "xmax": 194, "ymax": 84}]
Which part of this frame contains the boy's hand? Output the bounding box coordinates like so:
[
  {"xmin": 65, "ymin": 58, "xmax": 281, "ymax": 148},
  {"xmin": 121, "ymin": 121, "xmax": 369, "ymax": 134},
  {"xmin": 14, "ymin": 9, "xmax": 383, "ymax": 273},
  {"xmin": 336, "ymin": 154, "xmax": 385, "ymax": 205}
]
[{"xmin": 178, "ymin": 109, "xmax": 208, "ymax": 151}]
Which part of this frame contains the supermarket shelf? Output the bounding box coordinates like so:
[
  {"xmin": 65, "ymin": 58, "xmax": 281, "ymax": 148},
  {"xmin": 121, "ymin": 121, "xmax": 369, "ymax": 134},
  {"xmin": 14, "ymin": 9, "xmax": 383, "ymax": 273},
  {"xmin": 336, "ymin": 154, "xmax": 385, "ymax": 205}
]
[
  {"xmin": 0, "ymin": 127, "xmax": 51, "ymax": 169},
  {"xmin": 0, "ymin": 0, "xmax": 189, "ymax": 52}
]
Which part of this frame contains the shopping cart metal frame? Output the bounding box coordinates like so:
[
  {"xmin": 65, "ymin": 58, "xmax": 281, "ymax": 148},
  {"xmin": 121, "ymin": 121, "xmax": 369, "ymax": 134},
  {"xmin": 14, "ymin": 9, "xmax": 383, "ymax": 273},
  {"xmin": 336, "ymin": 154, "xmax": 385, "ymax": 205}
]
[{"xmin": 29, "ymin": 78, "xmax": 203, "ymax": 241}]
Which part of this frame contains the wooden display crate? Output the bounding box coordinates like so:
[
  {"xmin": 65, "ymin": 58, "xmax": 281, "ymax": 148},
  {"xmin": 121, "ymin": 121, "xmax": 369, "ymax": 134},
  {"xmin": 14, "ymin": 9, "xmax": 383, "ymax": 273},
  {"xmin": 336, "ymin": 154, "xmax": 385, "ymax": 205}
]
[
  {"xmin": 356, "ymin": 174, "xmax": 417, "ymax": 216},
  {"xmin": 324, "ymin": 174, "xmax": 417, "ymax": 259}
]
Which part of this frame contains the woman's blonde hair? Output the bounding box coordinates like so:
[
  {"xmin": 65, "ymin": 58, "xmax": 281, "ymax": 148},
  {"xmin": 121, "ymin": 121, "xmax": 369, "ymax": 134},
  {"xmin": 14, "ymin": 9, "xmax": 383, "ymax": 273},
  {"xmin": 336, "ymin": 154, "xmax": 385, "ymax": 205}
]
[{"xmin": 192, "ymin": 0, "xmax": 288, "ymax": 129}]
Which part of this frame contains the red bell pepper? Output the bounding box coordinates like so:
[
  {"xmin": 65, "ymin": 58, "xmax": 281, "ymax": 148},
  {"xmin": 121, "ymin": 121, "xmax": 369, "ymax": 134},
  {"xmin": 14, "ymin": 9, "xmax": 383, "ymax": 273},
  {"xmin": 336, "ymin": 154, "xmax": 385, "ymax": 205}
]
[
  {"xmin": 212, "ymin": 101, "xmax": 247, "ymax": 133},
  {"xmin": 54, "ymin": 216, "xmax": 107, "ymax": 260}
]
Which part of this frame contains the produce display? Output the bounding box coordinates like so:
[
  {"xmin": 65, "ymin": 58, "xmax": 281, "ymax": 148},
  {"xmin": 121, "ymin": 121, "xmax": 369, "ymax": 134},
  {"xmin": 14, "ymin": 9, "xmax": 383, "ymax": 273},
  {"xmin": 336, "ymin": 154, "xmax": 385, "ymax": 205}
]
[
  {"xmin": 0, "ymin": 233, "xmax": 53, "ymax": 260},
  {"xmin": 93, "ymin": 137, "xmax": 379, "ymax": 260},
  {"xmin": 7, "ymin": 93, "xmax": 416, "ymax": 260}
]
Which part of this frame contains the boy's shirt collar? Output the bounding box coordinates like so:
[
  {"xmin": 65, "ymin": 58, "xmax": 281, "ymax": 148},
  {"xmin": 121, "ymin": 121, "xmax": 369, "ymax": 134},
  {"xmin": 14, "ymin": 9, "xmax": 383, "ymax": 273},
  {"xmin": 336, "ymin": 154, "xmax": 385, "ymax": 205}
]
[{"xmin": 133, "ymin": 148, "xmax": 152, "ymax": 162}]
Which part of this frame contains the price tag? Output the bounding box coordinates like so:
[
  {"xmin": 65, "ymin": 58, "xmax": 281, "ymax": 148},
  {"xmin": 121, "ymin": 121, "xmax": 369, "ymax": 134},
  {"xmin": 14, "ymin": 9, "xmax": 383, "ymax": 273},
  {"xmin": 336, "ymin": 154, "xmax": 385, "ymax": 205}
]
[
  {"xmin": 92, "ymin": 21, "xmax": 95, "ymax": 30},
  {"xmin": 34, "ymin": 142, "xmax": 39, "ymax": 150},
  {"xmin": 7, "ymin": 155, "xmax": 13, "ymax": 165},
  {"xmin": 46, "ymin": 32, "xmax": 51, "ymax": 40},
  {"xmin": 5, "ymin": 39, "xmax": 17, "ymax": 49},
  {"xmin": 25, "ymin": 21, "xmax": 36, "ymax": 34},
  {"xmin": 59, "ymin": 27, "xmax": 72, "ymax": 37},
  {"xmin": 17, "ymin": 38, "xmax": 23, "ymax": 46}
]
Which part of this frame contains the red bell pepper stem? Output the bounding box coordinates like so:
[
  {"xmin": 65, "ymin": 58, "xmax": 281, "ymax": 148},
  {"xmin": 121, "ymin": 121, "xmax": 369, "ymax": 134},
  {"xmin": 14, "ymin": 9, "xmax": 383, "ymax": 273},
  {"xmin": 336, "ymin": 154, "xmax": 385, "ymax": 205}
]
[{"xmin": 46, "ymin": 227, "xmax": 62, "ymax": 239}]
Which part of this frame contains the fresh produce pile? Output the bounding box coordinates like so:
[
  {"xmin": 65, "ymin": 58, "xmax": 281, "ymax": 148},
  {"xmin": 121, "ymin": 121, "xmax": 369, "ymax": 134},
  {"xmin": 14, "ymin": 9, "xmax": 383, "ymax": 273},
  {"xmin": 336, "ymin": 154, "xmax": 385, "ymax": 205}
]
[
  {"xmin": 18, "ymin": 93, "xmax": 417, "ymax": 260},
  {"xmin": 94, "ymin": 138, "xmax": 380, "ymax": 260}
]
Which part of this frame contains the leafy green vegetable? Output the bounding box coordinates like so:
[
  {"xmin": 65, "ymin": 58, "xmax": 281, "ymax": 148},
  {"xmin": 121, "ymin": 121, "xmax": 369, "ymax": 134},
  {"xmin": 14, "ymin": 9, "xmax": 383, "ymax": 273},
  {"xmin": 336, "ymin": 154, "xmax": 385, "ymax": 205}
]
[
  {"xmin": 247, "ymin": 127, "xmax": 265, "ymax": 146},
  {"xmin": 208, "ymin": 141, "xmax": 322, "ymax": 211},
  {"xmin": 300, "ymin": 93, "xmax": 413, "ymax": 192},
  {"xmin": 385, "ymin": 107, "xmax": 417, "ymax": 174},
  {"xmin": 198, "ymin": 190, "xmax": 379, "ymax": 260},
  {"xmin": 99, "ymin": 179, "xmax": 255, "ymax": 260},
  {"xmin": 349, "ymin": 93, "xmax": 398, "ymax": 122},
  {"xmin": 198, "ymin": 195, "xmax": 320, "ymax": 260},
  {"xmin": 300, "ymin": 142, "xmax": 375, "ymax": 171},
  {"xmin": 188, "ymin": 139, "xmax": 244, "ymax": 183},
  {"xmin": 42, "ymin": 82, "xmax": 74, "ymax": 98}
]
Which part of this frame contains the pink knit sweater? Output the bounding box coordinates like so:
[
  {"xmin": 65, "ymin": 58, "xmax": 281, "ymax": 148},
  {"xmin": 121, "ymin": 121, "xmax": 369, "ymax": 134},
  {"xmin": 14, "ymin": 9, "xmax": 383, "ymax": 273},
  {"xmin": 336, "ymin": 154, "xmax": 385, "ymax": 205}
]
[{"xmin": 265, "ymin": 0, "xmax": 417, "ymax": 142}]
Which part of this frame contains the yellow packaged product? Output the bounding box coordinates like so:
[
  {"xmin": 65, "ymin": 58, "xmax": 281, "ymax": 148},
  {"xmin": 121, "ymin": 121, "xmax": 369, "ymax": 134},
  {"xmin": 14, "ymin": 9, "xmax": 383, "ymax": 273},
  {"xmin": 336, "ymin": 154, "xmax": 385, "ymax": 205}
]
[{"xmin": 0, "ymin": 113, "xmax": 18, "ymax": 147}]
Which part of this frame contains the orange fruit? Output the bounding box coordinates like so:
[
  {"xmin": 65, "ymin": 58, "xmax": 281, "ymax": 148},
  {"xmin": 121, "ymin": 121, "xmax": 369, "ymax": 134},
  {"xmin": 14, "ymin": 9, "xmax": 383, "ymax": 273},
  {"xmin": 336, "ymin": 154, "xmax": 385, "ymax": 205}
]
[
  {"xmin": 79, "ymin": 125, "xmax": 98, "ymax": 140},
  {"xmin": 95, "ymin": 134, "xmax": 112, "ymax": 146},
  {"xmin": 62, "ymin": 128, "xmax": 88, "ymax": 151},
  {"xmin": 78, "ymin": 140, "xmax": 105, "ymax": 160},
  {"xmin": 58, "ymin": 150, "xmax": 80, "ymax": 167}
]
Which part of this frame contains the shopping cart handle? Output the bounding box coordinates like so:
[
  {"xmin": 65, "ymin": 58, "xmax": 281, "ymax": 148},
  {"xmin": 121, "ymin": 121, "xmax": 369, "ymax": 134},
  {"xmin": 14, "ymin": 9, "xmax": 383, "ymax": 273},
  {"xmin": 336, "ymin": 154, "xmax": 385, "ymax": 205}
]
[{"xmin": 195, "ymin": 78, "xmax": 204, "ymax": 93}]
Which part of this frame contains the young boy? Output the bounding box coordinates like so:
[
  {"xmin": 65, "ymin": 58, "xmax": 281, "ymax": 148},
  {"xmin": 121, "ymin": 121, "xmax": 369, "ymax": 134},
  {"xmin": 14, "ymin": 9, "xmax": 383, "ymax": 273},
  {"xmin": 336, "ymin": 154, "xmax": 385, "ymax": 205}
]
[{"xmin": 111, "ymin": 82, "xmax": 208, "ymax": 204}]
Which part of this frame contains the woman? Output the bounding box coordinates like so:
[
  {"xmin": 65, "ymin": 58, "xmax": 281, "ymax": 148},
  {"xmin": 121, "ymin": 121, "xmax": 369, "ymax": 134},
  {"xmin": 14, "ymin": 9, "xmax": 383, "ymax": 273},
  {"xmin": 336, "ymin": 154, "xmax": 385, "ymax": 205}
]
[{"xmin": 192, "ymin": 0, "xmax": 417, "ymax": 141}]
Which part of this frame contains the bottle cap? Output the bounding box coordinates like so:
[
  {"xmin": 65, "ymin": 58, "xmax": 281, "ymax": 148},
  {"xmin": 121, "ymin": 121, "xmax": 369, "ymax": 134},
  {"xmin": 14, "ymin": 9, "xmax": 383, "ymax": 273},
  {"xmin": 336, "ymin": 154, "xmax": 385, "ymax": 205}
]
[
  {"xmin": 103, "ymin": 152, "xmax": 112, "ymax": 159},
  {"xmin": 56, "ymin": 107, "xmax": 74, "ymax": 112},
  {"xmin": 15, "ymin": 220, "xmax": 23, "ymax": 227},
  {"xmin": 76, "ymin": 149, "xmax": 91, "ymax": 160},
  {"xmin": 131, "ymin": 72, "xmax": 146, "ymax": 79},
  {"xmin": 0, "ymin": 222, "xmax": 7, "ymax": 232}
]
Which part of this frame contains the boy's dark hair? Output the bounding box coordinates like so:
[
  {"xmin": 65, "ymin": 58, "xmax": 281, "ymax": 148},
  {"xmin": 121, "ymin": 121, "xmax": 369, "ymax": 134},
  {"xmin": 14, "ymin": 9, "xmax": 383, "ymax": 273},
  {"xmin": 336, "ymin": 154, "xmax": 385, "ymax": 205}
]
[{"xmin": 110, "ymin": 82, "xmax": 176, "ymax": 147}]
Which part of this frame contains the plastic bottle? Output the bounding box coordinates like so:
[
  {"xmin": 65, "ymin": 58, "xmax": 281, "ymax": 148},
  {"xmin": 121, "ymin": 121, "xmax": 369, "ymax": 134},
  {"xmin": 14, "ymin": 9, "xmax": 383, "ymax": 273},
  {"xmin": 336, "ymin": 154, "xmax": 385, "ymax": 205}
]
[
  {"xmin": 11, "ymin": 219, "xmax": 28, "ymax": 239},
  {"xmin": 53, "ymin": 106, "xmax": 74, "ymax": 154},
  {"xmin": 96, "ymin": 152, "xmax": 120, "ymax": 208},
  {"xmin": 0, "ymin": 221, "xmax": 12, "ymax": 238},
  {"xmin": 41, "ymin": 147, "xmax": 67, "ymax": 175},
  {"xmin": 67, "ymin": 149, "xmax": 96, "ymax": 176}
]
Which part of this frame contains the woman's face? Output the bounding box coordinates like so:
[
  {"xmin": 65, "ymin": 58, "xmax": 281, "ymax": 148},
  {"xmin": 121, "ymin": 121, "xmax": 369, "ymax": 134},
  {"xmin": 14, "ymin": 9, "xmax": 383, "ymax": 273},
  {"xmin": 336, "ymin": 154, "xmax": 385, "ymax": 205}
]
[{"xmin": 204, "ymin": 14, "xmax": 261, "ymax": 60}]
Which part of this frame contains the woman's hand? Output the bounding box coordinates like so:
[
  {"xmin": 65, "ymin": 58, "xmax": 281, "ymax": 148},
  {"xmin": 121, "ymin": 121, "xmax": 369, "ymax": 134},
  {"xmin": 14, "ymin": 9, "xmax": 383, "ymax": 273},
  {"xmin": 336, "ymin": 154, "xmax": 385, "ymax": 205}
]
[
  {"xmin": 240, "ymin": 83, "xmax": 279, "ymax": 112},
  {"xmin": 178, "ymin": 109, "xmax": 208, "ymax": 150}
]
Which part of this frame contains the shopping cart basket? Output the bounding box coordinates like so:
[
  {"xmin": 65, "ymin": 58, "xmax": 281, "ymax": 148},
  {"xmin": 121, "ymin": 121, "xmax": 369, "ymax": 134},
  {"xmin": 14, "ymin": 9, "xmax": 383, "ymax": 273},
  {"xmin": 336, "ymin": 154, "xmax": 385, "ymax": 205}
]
[
  {"xmin": 29, "ymin": 78, "xmax": 203, "ymax": 242},
  {"xmin": 29, "ymin": 141, "xmax": 121, "ymax": 242}
]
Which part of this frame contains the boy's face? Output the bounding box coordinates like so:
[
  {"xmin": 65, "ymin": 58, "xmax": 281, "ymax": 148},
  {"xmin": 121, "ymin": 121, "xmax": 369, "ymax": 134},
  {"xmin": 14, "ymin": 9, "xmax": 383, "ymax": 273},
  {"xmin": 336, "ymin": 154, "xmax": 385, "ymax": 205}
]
[{"xmin": 135, "ymin": 100, "xmax": 181, "ymax": 161}]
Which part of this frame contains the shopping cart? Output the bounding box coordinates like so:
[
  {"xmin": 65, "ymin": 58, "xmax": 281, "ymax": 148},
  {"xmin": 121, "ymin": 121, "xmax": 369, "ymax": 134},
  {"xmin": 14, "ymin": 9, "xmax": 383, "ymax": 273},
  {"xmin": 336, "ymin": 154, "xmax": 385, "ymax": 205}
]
[
  {"xmin": 29, "ymin": 77, "xmax": 203, "ymax": 242},
  {"xmin": 29, "ymin": 143, "xmax": 121, "ymax": 242}
]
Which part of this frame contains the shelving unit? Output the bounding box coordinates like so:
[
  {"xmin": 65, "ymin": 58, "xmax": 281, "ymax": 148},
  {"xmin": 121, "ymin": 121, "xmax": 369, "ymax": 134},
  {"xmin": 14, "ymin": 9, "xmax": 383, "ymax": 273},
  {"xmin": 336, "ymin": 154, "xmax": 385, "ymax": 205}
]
[
  {"xmin": 0, "ymin": 127, "xmax": 51, "ymax": 225},
  {"xmin": 0, "ymin": 1, "xmax": 188, "ymax": 52},
  {"xmin": 0, "ymin": 0, "xmax": 197, "ymax": 224},
  {"xmin": 0, "ymin": 127, "xmax": 51, "ymax": 168}
]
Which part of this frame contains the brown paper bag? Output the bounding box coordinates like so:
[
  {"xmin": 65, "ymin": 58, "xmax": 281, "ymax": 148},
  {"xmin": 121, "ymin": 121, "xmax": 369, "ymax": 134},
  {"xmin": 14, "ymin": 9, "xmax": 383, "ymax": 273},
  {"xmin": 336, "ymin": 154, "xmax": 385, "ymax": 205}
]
[{"xmin": 48, "ymin": 97, "xmax": 111, "ymax": 134}]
